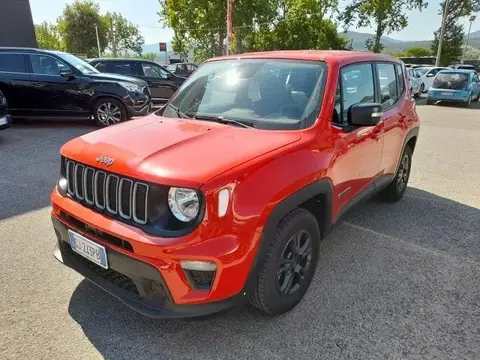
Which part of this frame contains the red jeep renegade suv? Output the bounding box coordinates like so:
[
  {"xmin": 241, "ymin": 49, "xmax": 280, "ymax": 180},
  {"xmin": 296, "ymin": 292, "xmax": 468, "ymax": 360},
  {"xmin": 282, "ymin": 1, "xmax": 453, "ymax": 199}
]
[{"xmin": 51, "ymin": 51, "xmax": 420, "ymax": 318}]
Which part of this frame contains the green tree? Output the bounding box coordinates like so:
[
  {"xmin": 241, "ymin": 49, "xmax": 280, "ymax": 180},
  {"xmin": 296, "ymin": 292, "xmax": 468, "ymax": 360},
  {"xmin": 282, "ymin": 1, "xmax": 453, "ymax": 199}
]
[
  {"xmin": 405, "ymin": 46, "xmax": 431, "ymax": 57},
  {"xmin": 160, "ymin": 0, "xmax": 348, "ymax": 63},
  {"xmin": 431, "ymin": 0, "xmax": 480, "ymax": 65},
  {"xmin": 35, "ymin": 21, "xmax": 64, "ymax": 50},
  {"xmin": 341, "ymin": 0, "xmax": 427, "ymax": 53},
  {"xmin": 105, "ymin": 12, "xmax": 145, "ymax": 56},
  {"xmin": 57, "ymin": 1, "xmax": 108, "ymax": 57}
]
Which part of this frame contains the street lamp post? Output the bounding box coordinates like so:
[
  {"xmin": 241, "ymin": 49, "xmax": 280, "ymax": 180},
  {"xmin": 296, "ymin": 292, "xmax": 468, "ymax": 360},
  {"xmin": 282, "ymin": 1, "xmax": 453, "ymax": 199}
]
[
  {"xmin": 436, "ymin": 0, "xmax": 451, "ymax": 66},
  {"xmin": 462, "ymin": 15, "xmax": 476, "ymax": 63},
  {"xmin": 94, "ymin": 24, "xmax": 101, "ymax": 57}
]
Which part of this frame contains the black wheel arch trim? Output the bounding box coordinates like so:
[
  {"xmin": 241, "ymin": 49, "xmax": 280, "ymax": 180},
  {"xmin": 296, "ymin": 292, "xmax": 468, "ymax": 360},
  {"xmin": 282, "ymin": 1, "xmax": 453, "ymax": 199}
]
[
  {"xmin": 396, "ymin": 126, "xmax": 419, "ymax": 173},
  {"xmin": 242, "ymin": 178, "xmax": 333, "ymax": 295}
]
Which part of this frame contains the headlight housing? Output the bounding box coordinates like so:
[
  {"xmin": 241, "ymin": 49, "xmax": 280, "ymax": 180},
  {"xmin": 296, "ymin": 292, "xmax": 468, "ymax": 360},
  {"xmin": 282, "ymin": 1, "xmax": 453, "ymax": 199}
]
[
  {"xmin": 168, "ymin": 187, "xmax": 200, "ymax": 222},
  {"xmin": 119, "ymin": 81, "xmax": 141, "ymax": 93}
]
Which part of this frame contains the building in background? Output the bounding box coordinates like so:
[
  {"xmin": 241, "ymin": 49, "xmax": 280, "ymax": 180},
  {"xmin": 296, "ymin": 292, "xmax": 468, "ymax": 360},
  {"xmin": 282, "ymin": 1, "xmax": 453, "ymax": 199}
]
[{"xmin": 0, "ymin": 0, "xmax": 37, "ymax": 47}]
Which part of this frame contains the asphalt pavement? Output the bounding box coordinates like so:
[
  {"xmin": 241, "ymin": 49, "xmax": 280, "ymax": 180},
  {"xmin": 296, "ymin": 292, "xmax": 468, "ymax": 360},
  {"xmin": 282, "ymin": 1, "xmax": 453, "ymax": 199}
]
[{"xmin": 1, "ymin": 102, "xmax": 479, "ymax": 360}]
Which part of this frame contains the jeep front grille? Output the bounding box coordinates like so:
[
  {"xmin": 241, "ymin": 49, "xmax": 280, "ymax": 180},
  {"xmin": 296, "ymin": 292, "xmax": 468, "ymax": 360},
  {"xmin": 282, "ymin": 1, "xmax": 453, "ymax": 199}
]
[{"xmin": 65, "ymin": 160, "xmax": 149, "ymax": 224}]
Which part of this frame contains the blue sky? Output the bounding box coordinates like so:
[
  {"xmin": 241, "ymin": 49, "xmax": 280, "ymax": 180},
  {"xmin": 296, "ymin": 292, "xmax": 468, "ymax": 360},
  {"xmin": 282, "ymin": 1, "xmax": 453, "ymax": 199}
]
[{"xmin": 30, "ymin": 0, "xmax": 480, "ymax": 44}]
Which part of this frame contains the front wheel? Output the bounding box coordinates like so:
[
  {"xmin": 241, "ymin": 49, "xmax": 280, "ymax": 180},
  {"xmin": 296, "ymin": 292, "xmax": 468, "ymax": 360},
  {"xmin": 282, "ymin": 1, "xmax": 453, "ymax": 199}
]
[
  {"xmin": 420, "ymin": 83, "xmax": 425, "ymax": 93},
  {"xmin": 250, "ymin": 208, "xmax": 320, "ymax": 315},
  {"xmin": 93, "ymin": 98, "xmax": 127, "ymax": 127},
  {"xmin": 378, "ymin": 146, "xmax": 413, "ymax": 202},
  {"xmin": 426, "ymin": 98, "xmax": 434, "ymax": 105},
  {"xmin": 464, "ymin": 95, "xmax": 472, "ymax": 108}
]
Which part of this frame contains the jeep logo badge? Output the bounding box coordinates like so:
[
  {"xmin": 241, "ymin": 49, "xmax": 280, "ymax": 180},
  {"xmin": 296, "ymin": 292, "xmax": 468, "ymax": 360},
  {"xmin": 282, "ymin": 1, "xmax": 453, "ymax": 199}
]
[{"xmin": 96, "ymin": 155, "xmax": 115, "ymax": 167}]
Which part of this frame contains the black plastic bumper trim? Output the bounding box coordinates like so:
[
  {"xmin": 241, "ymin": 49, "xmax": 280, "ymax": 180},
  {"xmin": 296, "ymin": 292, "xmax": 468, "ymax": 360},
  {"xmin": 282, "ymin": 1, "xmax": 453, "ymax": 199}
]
[{"xmin": 52, "ymin": 215, "xmax": 243, "ymax": 319}]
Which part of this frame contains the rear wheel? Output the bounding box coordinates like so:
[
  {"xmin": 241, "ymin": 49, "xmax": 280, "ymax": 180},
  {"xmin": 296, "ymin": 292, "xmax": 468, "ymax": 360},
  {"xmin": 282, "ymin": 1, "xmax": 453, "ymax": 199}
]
[
  {"xmin": 93, "ymin": 98, "xmax": 127, "ymax": 127},
  {"xmin": 250, "ymin": 208, "xmax": 320, "ymax": 315},
  {"xmin": 378, "ymin": 146, "xmax": 412, "ymax": 202}
]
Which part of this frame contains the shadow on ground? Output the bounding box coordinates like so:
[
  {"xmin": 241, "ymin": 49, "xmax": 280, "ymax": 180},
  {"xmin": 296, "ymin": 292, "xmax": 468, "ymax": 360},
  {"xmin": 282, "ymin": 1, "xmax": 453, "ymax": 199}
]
[
  {"xmin": 0, "ymin": 120, "xmax": 96, "ymax": 220},
  {"xmin": 67, "ymin": 187, "xmax": 480, "ymax": 360}
]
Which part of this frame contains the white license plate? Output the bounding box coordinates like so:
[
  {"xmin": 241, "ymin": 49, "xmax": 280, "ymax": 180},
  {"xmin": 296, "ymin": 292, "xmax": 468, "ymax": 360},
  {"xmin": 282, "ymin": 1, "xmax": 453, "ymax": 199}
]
[
  {"xmin": 68, "ymin": 230, "xmax": 108, "ymax": 269},
  {"xmin": 0, "ymin": 116, "xmax": 7, "ymax": 126},
  {"xmin": 441, "ymin": 92, "xmax": 452, "ymax": 96}
]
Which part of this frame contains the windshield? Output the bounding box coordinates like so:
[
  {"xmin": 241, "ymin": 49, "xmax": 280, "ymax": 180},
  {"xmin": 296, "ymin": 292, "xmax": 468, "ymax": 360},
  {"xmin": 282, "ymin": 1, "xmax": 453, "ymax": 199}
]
[
  {"xmin": 416, "ymin": 68, "xmax": 431, "ymax": 76},
  {"xmin": 55, "ymin": 52, "xmax": 100, "ymax": 75},
  {"xmin": 161, "ymin": 59, "xmax": 327, "ymax": 130},
  {"xmin": 433, "ymin": 73, "xmax": 469, "ymax": 89}
]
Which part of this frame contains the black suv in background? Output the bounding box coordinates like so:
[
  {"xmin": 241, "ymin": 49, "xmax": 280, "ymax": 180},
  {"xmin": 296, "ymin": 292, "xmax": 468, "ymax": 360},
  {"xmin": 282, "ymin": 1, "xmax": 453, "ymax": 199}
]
[
  {"xmin": 0, "ymin": 90, "xmax": 11, "ymax": 131},
  {"xmin": 166, "ymin": 63, "xmax": 197, "ymax": 77},
  {"xmin": 0, "ymin": 48, "xmax": 152, "ymax": 126},
  {"xmin": 88, "ymin": 58, "xmax": 186, "ymax": 105}
]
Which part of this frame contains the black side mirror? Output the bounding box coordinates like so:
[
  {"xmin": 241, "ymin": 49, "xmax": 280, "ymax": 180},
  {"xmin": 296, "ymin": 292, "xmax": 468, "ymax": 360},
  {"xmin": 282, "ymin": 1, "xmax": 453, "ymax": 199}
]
[
  {"xmin": 348, "ymin": 103, "xmax": 383, "ymax": 127},
  {"xmin": 60, "ymin": 69, "xmax": 75, "ymax": 78}
]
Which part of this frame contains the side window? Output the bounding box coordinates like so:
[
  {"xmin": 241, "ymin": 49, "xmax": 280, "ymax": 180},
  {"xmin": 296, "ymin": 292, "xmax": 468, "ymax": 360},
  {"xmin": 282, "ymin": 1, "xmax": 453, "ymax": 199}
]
[
  {"xmin": 0, "ymin": 53, "xmax": 27, "ymax": 73},
  {"xmin": 473, "ymin": 73, "xmax": 479, "ymax": 82},
  {"xmin": 93, "ymin": 62, "xmax": 108, "ymax": 72},
  {"xmin": 337, "ymin": 63, "xmax": 375, "ymax": 124},
  {"xmin": 376, "ymin": 63, "xmax": 398, "ymax": 109},
  {"xmin": 395, "ymin": 64, "xmax": 405, "ymax": 95},
  {"xmin": 141, "ymin": 63, "xmax": 168, "ymax": 79},
  {"xmin": 30, "ymin": 55, "xmax": 68, "ymax": 76},
  {"xmin": 429, "ymin": 69, "xmax": 439, "ymax": 77}
]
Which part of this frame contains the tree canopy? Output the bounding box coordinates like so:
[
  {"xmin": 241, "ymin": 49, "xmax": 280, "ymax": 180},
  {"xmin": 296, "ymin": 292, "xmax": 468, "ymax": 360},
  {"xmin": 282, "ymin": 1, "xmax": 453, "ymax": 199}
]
[
  {"xmin": 405, "ymin": 46, "xmax": 432, "ymax": 57},
  {"xmin": 431, "ymin": 0, "xmax": 480, "ymax": 65},
  {"xmin": 341, "ymin": 0, "xmax": 427, "ymax": 53},
  {"xmin": 57, "ymin": 1, "xmax": 108, "ymax": 57},
  {"xmin": 35, "ymin": 21, "xmax": 64, "ymax": 51},
  {"xmin": 105, "ymin": 12, "xmax": 145, "ymax": 56},
  {"xmin": 160, "ymin": 0, "xmax": 349, "ymax": 62}
]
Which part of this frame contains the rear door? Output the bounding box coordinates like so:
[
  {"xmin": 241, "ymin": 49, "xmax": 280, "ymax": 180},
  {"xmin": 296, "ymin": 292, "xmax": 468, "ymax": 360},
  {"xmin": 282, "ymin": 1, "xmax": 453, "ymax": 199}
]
[
  {"xmin": 26, "ymin": 53, "xmax": 91, "ymax": 117},
  {"xmin": 376, "ymin": 62, "xmax": 407, "ymax": 175},
  {"xmin": 0, "ymin": 52, "xmax": 34, "ymax": 116}
]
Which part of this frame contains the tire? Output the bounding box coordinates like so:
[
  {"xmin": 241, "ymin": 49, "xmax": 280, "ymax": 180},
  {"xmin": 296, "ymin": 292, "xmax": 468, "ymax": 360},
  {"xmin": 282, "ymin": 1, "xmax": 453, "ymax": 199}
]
[
  {"xmin": 378, "ymin": 146, "xmax": 413, "ymax": 202},
  {"xmin": 420, "ymin": 83, "xmax": 425, "ymax": 93},
  {"xmin": 426, "ymin": 98, "xmax": 434, "ymax": 105},
  {"xmin": 250, "ymin": 208, "xmax": 320, "ymax": 316},
  {"xmin": 463, "ymin": 95, "xmax": 472, "ymax": 108},
  {"xmin": 93, "ymin": 97, "xmax": 127, "ymax": 127}
]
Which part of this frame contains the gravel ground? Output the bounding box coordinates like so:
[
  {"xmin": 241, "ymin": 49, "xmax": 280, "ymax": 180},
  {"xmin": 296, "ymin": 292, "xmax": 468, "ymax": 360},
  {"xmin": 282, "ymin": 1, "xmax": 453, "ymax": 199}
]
[{"xmin": 1, "ymin": 103, "xmax": 479, "ymax": 360}]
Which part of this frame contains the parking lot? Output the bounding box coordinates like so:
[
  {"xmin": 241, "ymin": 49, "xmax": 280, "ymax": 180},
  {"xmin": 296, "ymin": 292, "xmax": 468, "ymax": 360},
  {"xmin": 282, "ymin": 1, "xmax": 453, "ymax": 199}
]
[{"xmin": 1, "ymin": 101, "xmax": 479, "ymax": 360}]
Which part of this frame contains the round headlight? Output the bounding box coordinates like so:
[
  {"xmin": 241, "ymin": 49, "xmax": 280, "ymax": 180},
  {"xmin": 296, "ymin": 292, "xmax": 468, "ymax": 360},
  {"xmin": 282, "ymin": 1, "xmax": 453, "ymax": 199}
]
[{"xmin": 168, "ymin": 187, "xmax": 200, "ymax": 222}]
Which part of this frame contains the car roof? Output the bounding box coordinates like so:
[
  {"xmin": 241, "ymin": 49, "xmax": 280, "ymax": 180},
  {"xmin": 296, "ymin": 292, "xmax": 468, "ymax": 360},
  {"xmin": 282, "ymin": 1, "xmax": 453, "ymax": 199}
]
[
  {"xmin": 439, "ymin": 69, "xmax": 474, "ymax": 73},
  {"xmin": 89, "ymin": 58, "xmax": 158, "ymax": 63},
  {"xmin": 206, "ymin": 50, "xmax": 402, "ymax": 65}
]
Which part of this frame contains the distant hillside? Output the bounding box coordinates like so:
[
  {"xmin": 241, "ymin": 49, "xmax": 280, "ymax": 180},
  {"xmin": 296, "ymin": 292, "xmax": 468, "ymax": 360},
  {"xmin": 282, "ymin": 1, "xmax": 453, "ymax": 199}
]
[{"xmin": 142, "ymin": 30, "xmax": 480, "ymax": 61}]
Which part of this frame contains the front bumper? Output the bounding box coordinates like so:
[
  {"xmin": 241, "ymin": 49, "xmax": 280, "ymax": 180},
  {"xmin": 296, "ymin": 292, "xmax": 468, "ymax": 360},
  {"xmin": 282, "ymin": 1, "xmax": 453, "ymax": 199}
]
[
  {"xmin": 52, "ymin": 215, "xmax": 243, "ymax": 318},
  {"xmin": 124, "ymin": 92, "xmax": 153, "ymax": 117},
  {"xmin": 0, "ymin": 114, "xmax": 11, "ymax": 131},
  {"xmin": 428, "ymin": 90, "xmax": 471, "ymax": 103}
]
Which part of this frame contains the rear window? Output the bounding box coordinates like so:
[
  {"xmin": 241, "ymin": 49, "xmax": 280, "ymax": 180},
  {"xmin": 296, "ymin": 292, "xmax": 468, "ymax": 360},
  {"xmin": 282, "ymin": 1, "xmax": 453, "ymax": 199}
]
[
  {"xmin": 433, "ymin": 73, "xmax": 469, "ymax": 90},
  {"xmin": 0, "ymin": 53, "xmax": 26, "ymax": 73}
]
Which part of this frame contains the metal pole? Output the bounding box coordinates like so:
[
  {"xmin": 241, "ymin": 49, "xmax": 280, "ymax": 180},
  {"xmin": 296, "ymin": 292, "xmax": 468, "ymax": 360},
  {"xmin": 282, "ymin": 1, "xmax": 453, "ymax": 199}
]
[
  {"xmin": 436, "ymin": 0, "xmax": 450, "ymax": 67},
  {"xmin": 95, "ymin": 24, "xmax": 101, "ymax": 57}
]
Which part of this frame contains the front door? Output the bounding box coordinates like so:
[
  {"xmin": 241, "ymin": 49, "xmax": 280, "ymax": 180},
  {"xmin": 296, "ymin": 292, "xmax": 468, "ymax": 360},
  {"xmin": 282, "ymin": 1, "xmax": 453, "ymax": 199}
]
[
  {"xmin": 330, "ymin": 62, "xmax": 384, "ymax": 219},
  {"xmin": 27, "ymin": 54, "xmax": 91, "ymax": 117},
  {"xmin": 138, "ymin": 62, "xmax": 179, "ymax": 103}
]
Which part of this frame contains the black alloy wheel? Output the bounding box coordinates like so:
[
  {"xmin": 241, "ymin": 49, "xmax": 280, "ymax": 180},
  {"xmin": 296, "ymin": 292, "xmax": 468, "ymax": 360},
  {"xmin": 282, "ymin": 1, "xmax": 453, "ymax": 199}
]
[{"xmin": 276, "ymin": 230, "xmax": 313, "ymax": 297}]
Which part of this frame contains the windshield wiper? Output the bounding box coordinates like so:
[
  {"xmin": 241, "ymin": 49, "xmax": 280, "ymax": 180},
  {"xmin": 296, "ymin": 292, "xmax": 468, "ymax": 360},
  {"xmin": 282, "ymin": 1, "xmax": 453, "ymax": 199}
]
[
  {"xmin": 189, "ymin": 114, "xmax": 255, "ymax": 128},
  {"xmin": 167, "ymin": 104, "xmax": 191, "ymax": 119}
]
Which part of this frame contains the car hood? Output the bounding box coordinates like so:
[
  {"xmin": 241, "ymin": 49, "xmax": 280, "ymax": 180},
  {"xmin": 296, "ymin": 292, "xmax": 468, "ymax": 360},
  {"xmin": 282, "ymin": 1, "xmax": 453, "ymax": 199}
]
[
  {"xmin": 88, "ymin": 72, "xmax": 147, "ymax": 86},
  {"xmin": 60, "ymin": 114, "xmax": 301, "ymax": 188}
]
